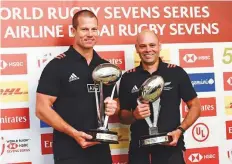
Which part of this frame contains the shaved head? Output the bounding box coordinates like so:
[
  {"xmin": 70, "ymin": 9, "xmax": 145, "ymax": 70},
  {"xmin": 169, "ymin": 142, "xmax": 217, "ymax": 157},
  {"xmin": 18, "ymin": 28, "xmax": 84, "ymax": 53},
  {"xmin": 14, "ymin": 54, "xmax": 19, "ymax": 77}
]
[
  {"xmin": 136, "ymin": 29, "xmax": 159, "ymax": 45},
  {"xmin": 135, "ymin": 29, "xmax": 161, "ymax": 66}
]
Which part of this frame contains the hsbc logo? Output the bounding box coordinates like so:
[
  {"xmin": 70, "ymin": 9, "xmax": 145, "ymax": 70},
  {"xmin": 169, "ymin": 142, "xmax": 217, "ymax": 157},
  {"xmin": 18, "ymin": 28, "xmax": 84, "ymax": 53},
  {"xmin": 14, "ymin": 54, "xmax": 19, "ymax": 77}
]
[
  {"xmin": 188, "ymin": 152, "xmax": 216, "ymax": 162},
  {"xmin": 0, "ymin": 60, "xmax": 24, "ymax": 69},
  {"xmin": 0, "ymin": 54, "xmax": 27, "ymax": 75},
  {"xmin": 179, "ymin": 49, "xmax": 213, "ymax": 68},
  {"xmin": 188, "ymin": 153, "xmax": 203, "ymax": 162},
  {"xmin": 224, "ymin": 72, "xmax": 232, "ymax": 91},
  {"xmin": 227, "ymin": 77, "xmax": 232, "ymax": 85},
  {"xmin": 183, "ymin": 54, "xmax": 211, "ymax": 63},
  {"xmin": 183, "ymin": 54, "xmax": 197, "ymax": 63},
  {"xmin": 0, "ymin": 60, "xmax": 8, "ymax": 69},
  {"xmin": 186, "ymin": 147, "xmax": 219, "ymax": 163},
  {"xmin": 0, "ymin": 137, "xmax": 31, "ymax": 156},
  {"xmin": 7, "ymin": 142, "xmax": 18, "ymax": 149},
  {"xmin": 192, "ymin": 123, "xmax": 209, "ymax": 142}
]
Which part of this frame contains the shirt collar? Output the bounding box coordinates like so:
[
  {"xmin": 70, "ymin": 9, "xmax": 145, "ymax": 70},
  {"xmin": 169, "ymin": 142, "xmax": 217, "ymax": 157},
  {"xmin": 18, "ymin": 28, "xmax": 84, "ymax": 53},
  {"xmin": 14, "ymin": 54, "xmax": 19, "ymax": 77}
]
[{"xmin": 66, "ymin": 45, "xmax": 102, "ymax": 64}]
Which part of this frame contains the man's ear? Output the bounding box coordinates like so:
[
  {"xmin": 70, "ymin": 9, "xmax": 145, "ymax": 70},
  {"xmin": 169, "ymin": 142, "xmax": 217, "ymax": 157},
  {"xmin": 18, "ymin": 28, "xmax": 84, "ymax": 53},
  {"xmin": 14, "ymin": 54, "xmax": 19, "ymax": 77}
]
[
  {"xmin": 70, "ymin": 27, "xmax": 76, "ymax": 37},
  {"xmin": 135, "ymin": 44, "xmax": 138, "ymax": 53}
]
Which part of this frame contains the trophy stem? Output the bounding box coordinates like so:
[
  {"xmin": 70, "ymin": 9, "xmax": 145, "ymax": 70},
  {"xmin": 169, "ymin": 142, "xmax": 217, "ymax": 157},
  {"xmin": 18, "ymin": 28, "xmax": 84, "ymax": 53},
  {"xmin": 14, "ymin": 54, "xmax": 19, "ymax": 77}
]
[
  {"xmin": 94, "ymin": 84, "xmax": 101, "ymax": 126},
  {"xmin": 137, "ymin": 99, "xmax": 153, "ymax": 127},
  {"xmin": 151, "ymin": 98, "xmax": 161, "ymax": 127},
  {"xmin": 103, "ymin": 84, "xmax": 116, "ymax": 129},
  {"xmin": 99, "ymin": 82, "xmax": 104, "ymax": 127}
]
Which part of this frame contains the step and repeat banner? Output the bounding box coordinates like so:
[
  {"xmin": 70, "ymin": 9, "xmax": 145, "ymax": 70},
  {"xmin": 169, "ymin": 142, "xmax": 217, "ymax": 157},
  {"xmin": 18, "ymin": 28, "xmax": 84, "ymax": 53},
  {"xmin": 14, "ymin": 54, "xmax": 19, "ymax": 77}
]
[{"xmin": 0, "ymin": 1, "xmax": 232, "ymax": 164}]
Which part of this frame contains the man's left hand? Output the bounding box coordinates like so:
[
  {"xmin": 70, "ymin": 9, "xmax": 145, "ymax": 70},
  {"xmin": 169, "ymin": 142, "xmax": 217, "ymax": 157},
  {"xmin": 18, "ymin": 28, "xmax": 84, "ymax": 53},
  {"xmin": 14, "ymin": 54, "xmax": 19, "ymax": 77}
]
[
  {"xmin": 104, "ymin": 97, "xmax": 117, "ymax": 116},
  {"xmin": 166, "ymin": 129, "xmax": 182, "ymax": 146}
]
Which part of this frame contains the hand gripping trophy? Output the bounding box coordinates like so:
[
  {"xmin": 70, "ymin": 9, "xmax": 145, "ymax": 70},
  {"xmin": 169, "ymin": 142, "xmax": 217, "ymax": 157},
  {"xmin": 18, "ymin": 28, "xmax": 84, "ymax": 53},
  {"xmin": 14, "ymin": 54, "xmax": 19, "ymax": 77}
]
[
  {"xmin": 86, "ymin": 63, "xmax": 122, "ymax": 144},
  {"xmin": 137, "ymin": 75, "xmax": 172, "ymax": 147}
]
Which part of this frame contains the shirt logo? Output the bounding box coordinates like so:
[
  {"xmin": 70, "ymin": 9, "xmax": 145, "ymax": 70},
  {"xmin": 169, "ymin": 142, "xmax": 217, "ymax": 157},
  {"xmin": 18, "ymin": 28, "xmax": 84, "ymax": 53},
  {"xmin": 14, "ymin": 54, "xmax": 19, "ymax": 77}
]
[
  {"xmin": 164, "ymin": 82, "xmax": 173, "ymax": 91},
  {"xmin": 69, "ymin": 73, "xmax": 79, "ymax": 82},
  {"xmin": 87, "ymin": 84, "xmax": 99, "ymax": 93},
  {"xmin": 131, "ymin": 85, "xmax": 139, "ymax": 93}
]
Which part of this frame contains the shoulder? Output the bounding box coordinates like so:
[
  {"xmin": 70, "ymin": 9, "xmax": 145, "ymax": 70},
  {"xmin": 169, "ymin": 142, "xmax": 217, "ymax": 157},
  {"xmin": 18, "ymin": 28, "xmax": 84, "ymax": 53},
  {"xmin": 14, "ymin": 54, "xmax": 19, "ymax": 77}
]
[
  {"xmin": 42, "ymin": 52, "xmax": 68, "ymax": 71},
  {"xmin": 121, "ymin": 67, "xmax": 138, "ymax": 80},
  {"xmin": 161, "ymin": 61, "xmax": 186, "ymax": 73}
]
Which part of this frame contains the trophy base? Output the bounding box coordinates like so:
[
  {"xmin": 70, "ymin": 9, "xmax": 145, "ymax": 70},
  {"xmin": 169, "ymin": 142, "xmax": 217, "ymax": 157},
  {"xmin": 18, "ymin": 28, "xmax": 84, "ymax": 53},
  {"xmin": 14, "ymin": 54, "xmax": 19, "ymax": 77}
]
[
  {"xmin": 139, "ymin": 132, "xmax": 172, "ymax": 147},
  {"xmin": 86, "ymin": 128, "xmax": 119, "ymax": 144}
]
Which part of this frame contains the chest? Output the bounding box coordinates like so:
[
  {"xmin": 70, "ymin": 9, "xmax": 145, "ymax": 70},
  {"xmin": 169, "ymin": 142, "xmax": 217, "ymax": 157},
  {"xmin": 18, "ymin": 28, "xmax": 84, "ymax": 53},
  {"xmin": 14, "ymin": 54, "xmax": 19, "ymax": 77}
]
[
  {"xmin": 129, "ymin": 75, "xmax": 179, "ymax": 102},
  {"xmin": 60, "ymin": 62, "xmax": 98, "ymax": 96}
]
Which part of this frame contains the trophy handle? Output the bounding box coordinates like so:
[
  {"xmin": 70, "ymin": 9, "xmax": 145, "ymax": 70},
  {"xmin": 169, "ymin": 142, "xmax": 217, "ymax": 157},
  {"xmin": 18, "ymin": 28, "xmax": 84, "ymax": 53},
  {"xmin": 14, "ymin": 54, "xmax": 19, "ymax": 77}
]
[
  {"xmin": 137, "ymin": 99, "xmax": 153, "ymax": 127},
  {"xmin": 103, "ymin": 84, "xmax": 117, "ymax": 129}
]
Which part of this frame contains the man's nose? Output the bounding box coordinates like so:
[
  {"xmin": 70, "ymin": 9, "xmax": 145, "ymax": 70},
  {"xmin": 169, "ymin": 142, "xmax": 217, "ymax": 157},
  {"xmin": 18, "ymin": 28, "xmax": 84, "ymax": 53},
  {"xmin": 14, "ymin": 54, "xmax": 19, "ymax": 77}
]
[
  {"xmin": 87, "ymin": 30, "xmax": 93, "ymax": 36},
  {"xmin": 145, "ymin": 46, "xmax": 152, "ymax": 52}
]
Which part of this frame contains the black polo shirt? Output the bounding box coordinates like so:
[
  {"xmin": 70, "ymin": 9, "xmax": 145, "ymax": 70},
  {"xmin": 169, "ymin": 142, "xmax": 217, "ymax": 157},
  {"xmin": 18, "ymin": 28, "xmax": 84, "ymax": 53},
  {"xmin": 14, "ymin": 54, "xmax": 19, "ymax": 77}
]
[
  {"xmin": 119, "ymin": 58, "xmax": 197, "ymax": 149},
  {"xmin": 37, "ymin": 46, "xmax": 117, "ymax": 160}
]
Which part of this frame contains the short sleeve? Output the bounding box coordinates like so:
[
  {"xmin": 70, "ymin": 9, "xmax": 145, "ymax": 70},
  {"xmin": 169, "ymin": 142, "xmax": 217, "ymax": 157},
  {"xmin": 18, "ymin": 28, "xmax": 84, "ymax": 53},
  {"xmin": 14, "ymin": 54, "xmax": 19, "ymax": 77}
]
[
  {"xmin": 178, "ymin": 67, "xmax": 197, "ymax": 102},
  {"xmin": 37, "ymin": 59, "xmax": 61, "ymax": 96},
  {"xmin": 119, "ymin": 74, "xmax": 132, "ymax": 111}
]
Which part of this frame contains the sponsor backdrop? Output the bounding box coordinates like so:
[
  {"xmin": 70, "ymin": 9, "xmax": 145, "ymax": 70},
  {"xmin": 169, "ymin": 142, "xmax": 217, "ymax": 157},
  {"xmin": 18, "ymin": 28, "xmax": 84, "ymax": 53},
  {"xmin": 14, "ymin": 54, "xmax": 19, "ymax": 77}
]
[{"xmin": 0, "ymin": 1, "xmax": 232, "ymax": 164}]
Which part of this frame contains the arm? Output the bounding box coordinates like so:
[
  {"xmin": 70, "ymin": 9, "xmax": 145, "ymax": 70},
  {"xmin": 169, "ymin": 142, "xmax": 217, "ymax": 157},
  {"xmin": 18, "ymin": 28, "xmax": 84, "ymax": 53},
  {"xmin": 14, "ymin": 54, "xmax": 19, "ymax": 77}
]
[
  {"xmin": 168, "ymin": 67, "xmax": 201, "ymax": 146},
  {"xmin": 36, "ymin": 93, "xmax": 99, "ymax": 148},
  {"xmin": 179, "ymin": 97, "xmax": 201, "ymax": 131},
  {"xmin": 36, "ymin": 93, "xmax": 77, "ymax": 137}
]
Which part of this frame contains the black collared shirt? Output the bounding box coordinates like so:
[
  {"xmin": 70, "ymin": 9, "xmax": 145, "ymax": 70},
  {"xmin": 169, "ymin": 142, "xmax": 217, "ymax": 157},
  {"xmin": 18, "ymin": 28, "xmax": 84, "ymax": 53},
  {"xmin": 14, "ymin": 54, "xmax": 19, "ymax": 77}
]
[
  {"xmin": 119, "ymin": 58, "xmax": 197, "ymax": 149},
  {"xmin": 37, "ymin": 46, "xmax": 116, "ymax": 160}
]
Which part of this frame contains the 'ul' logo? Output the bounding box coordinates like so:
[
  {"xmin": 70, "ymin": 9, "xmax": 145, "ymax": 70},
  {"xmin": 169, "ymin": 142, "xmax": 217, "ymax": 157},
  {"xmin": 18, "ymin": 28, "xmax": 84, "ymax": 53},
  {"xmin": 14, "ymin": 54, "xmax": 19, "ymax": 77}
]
[{"xmin": 192, "ymin": 123, "xmax": 209, "ymax": 142}]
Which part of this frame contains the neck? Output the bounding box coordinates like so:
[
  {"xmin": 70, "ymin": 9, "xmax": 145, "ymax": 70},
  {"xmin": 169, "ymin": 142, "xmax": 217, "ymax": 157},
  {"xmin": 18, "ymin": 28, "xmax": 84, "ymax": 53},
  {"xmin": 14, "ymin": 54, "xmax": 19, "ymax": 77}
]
[
  {"xmin": 142, "ymin": 59, "xmax": 159, "ymax": 74},
  {"xmin": 73, "ymin": 44, "xmax": 93, "ymax": 64}
]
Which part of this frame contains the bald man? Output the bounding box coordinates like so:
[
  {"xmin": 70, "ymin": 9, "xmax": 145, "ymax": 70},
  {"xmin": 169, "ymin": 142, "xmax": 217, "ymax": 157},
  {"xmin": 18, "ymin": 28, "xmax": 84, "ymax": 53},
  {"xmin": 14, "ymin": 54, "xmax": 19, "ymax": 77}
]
[{"xmin": 118, "ymin": 30, "xmax": 201, "ymax": 164}]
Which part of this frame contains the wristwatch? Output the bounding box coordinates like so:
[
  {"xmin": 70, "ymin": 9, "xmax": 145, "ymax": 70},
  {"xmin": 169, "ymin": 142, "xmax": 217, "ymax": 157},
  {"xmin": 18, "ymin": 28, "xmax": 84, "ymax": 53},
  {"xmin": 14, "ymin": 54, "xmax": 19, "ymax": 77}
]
[{"xmin": 177, "ymin": 126, "xmax": 185, "ymax": 134}]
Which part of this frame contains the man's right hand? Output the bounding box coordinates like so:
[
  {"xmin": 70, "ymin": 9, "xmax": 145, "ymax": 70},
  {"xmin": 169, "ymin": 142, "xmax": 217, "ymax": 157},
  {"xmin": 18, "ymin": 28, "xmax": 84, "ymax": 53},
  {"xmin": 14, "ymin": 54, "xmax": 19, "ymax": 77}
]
[
  {"xmin": 133, "ymin": 103, "xmax": 150, "ymax": 120},
  {"xmin": 73, "ymin": 131, "xmax": 100, "ymax": 149}
]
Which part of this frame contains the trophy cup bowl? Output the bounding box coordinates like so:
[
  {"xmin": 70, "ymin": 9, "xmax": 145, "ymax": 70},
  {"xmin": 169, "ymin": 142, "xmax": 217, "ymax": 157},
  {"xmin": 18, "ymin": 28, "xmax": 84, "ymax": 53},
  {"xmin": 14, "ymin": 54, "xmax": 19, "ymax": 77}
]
[
  {"xmin": 86, "ymin": 63, "xmax": 122, "ymax": 144},
  {"xmin": 138, "ymin": 75, "xmax": 172, "ymax": 147},
  {"xmin": 92, "ymin": 63, "xmax": 122, "ymax": 85}
]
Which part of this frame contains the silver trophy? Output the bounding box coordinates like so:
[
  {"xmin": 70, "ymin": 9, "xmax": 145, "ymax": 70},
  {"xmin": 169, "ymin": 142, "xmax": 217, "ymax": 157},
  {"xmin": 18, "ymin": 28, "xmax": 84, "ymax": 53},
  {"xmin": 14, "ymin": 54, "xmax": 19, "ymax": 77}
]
[
  {"xmin": 86, "ymin": 63, "xmax": 122, "ymax": 144},
  {"xmin": 137, "ymin": 75, "xmax": 172, "ymax": 147}
]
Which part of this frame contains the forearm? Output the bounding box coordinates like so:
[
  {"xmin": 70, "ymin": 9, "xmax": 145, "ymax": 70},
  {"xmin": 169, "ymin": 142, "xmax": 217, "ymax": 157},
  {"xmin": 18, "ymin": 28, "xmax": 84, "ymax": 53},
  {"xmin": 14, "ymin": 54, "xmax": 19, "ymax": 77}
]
[
  {"xmin": 180, "ymin": 106, "xmax": 201, "ymax": 130},
  {"xmin": 119, "ymin": 110, "xmax": 136, "ymax": 125},
  {"xmin": 36, "ymin": 105, "xmax": 78, "ymax": 138}
]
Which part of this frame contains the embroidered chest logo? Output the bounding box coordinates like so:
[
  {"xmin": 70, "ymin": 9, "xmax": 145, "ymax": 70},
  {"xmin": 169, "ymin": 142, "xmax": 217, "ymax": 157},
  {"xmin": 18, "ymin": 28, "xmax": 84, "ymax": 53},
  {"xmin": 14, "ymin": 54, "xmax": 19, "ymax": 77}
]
[
  {"xmin": 87, "ymin": 84, "xmax": 100, "ymax": 92},
  {"xmin": 164, "ymin": 82, "xmax": 173, "ymax": 91},
  {"xmin": 69, "ymin": 73, "xmax": 79, "ymax": 82},
  {"xmin": 131, "ymin": 85, "xmax": 139, "ymax": 93}
]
